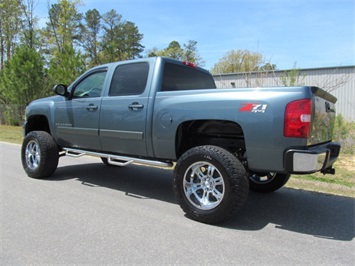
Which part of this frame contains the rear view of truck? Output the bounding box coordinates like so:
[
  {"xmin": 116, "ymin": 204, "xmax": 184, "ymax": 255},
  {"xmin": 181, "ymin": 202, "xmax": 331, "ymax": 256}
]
[{"xmin": 283, "ymin": 87, "xmax": 340, "ymax": 175}]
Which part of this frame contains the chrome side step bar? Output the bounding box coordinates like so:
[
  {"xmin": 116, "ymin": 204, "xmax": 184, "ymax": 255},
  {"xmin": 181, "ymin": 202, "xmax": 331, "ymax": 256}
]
[{"xmin": 63, "ymin": 148, "xmax": 173, "ymax": 168}]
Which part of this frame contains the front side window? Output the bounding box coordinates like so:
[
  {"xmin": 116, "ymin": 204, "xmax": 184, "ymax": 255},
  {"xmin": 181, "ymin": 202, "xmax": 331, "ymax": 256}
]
[
  {"xmin": 73, "ymin": 71, "xmax": 107, "ymax": 98},
  {"xmin": 109, "ymin": 62, "xmax": 149, "ymax": 96}
]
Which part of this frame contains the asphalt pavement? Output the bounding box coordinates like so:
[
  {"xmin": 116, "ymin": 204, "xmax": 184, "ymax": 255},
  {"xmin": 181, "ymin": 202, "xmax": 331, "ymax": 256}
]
[{"xmin": 1, "ymin": 141, "xmax": 354, "ymax": 265}]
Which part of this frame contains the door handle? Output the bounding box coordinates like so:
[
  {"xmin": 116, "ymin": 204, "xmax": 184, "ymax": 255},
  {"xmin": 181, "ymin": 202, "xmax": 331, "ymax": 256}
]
[
  {"xmin": 128, "ymin": 102, "xmax": 144, "ymax": 110},
  {"xmin": 86, "ymin": 104, "xmax": 98, "ymax": 111}
]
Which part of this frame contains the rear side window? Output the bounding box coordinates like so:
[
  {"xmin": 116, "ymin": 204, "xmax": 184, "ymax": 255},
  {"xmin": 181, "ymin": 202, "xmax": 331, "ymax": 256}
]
[
  {"xmin": 109, "ymin": 62, "xmax": 149, "ymax": 96},
  {"xmin": 161, "ymin": 63, "xmax": 216, "ymax": 91}
]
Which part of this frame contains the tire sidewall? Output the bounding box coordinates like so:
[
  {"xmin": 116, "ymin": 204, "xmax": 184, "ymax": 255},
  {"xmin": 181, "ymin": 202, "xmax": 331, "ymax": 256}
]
[
  {"xmin": 248, "ymin": 173, "xmax": 290, "ymax": 193},
  {"xmin": 174, "ymin": 146, "xmax": 249, "ymax": 224}
]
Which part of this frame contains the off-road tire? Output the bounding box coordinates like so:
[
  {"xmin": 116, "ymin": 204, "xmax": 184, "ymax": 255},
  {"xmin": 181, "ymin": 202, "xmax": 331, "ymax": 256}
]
[
  {"xmin": 21, "ymin": 131, "xmax": 59, "ymax": 178},
  {"xmin": 173, "ymin": 145, "xmax": 249, "ymax": 224}
]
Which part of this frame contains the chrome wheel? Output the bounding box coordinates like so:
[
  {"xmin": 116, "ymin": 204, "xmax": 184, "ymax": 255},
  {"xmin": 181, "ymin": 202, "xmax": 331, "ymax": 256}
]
[
  {"xmin": 183, "ymin": 161, "xmax": 225, "ymax": 210},
  {"xmin": 25, "ymin": 140, "xmax": 41, "ymax": 170},
  {"xmin": 248, "ymin": 172, "xmax": 291, "ymax": 193},
  {"xmin": 249, "ymin": 172, "xmax": 276, "ymax": 184}
]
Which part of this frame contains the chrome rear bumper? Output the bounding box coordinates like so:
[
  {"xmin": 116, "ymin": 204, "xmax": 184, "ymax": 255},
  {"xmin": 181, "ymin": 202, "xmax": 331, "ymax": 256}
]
[{"xmin": 285, "ymin": 142, "xmax": 341, "ymax": 174}]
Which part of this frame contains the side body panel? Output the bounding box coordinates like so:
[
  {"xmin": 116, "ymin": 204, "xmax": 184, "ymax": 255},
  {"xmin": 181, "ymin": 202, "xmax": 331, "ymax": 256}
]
[{"xmin": 151, "ymin": 87, "xmax": 314, "ymax": 172}]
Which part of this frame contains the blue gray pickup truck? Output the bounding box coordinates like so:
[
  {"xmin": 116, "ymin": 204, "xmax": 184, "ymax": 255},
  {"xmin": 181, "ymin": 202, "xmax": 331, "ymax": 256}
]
[{"xmin": 21, "ymin": 57, "xmax": 341, "ymax": 224}]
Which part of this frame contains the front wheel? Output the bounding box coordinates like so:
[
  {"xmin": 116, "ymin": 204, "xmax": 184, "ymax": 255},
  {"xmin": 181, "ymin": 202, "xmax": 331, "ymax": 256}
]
[
  {"xmin": 21, "ymin": 131, "xmax": 59, "ymax": 178},
  {"xmin": 173, "ymin": 145, "xmax": 249, "ymax": 224},
  {"xmin": 248, "ymin": 173, "xmax": 290, "ymax": 193}
]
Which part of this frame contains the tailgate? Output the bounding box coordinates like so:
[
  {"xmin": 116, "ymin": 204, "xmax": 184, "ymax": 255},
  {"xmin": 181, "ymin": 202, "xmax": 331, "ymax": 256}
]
[{"xmin": 309, "ymin": 87, "xmax": 337, "ymax": 145}]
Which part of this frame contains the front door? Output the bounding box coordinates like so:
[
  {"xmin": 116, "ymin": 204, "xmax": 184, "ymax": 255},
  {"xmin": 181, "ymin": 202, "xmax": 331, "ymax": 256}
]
[{"xmin": 54, "ymin": 69, "xmax": 107, "ymax": 150}]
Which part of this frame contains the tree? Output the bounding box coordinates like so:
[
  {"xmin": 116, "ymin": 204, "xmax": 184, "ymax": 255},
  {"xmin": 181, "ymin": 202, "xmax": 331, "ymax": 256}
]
[
  {"xmin": 1, "ymin": 45, "xmax": 47, "ymax": 104},
  {"xmin": 279, "ymin": 63, "xmax": 305, "ymax": 86},
  {"xmin": 100, "ymin": 9, "xmax": 144, "ymax": 63},
  {"xmin": 147, "ymin": 40, "xmax": 205, "ymax": 66},
  {"xmin": 43, "ymin": 0, "xmax": 83, "ymax": 53},
  {"xmin": 163, "ymin": 41, "xmax": 184, "ymax": 59},
  {"xmin": 148, "ymin": 40, "xmax": 183, "ymax": 59},
  {"xmin": 48, "ymin": 44, "xmax": 86, "ymax": 85},
  {"xmin": 183, "ymin": 40, "xmax": 205, "ymax": 66},
  {"xmin": 0, "ymin": 0, "xmax": 23, "ymax": 69},
  {"xmin": 80, "ymin": 8, "xmax": 102, "ymax": 66},
  {"xmin": 118, "ymin": 21, "xmax": 144, "ymax": 60},
  {"xmin": 0, "ymin": 45, "xmax": 48, "ymax": 124},
  {"xmin": 261, "ymin": 62, "xmax": 277, "ymax": 71},
  {"xmin": 211, "ymin": 49, "xmax": 266, "ymax": 74},
  {"xmin": 21, "ymin": 0, "xmax": 38, "ymax": 49},
  {"xmin": 43, "ymin": 0, "xmax": 85, "ymax": 84},
  {"xmin": 100, "ymin": 9, "xmax": 121, "ymax": 63}
]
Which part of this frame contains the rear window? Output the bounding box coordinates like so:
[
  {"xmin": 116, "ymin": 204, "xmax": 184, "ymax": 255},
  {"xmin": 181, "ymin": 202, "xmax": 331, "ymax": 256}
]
[{"xmin": 161, "ymin": 63, "xmax": 216, "ymax": 91}]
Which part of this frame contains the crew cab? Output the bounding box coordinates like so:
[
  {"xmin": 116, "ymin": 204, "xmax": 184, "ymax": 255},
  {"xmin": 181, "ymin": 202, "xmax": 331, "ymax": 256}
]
[{"xmin": 21, "ymin": 57, "xmax": 341, "ymax": 224}]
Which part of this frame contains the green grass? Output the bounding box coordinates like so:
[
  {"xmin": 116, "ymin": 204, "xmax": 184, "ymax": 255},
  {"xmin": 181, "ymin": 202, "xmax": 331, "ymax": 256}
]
[
  {"xmin": 293, "ymin": 171, "xmax": 353, "ymax": 188},
  {"xmin": 1, "ymin": 125, "xmax": 354, "ymax": 197},
  {"xmin": 289, "ymin": 155, "xmax": 355, "ymax": 197},
  {"xmin": 0, "ymin": 125, "xmax": 23, "ymax": 144}
]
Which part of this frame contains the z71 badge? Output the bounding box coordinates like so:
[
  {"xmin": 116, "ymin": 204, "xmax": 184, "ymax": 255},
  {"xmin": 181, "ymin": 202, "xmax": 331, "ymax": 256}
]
[{"xmin": 239, "ymin": 103, "xmax": 268, "ymax": 113}]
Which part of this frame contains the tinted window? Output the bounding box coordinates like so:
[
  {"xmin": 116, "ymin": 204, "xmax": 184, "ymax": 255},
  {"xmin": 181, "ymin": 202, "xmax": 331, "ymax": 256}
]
[
  {"xmin": 161, "ymin": 63, "xmax": 216, "ymax": 91},
  {"xmin": 73, "ymin": 71, "xmax": 107, "ymax": 98},
  {"xmin": 109, "ymin": 62, "xmax": 149, "ymax": 96}
]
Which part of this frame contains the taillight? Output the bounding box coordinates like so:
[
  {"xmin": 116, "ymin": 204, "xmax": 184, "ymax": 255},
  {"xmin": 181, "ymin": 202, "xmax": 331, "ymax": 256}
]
[
  {"xmin": 182, "ymin": 61, "xmax": 197, "ymax": 68},
  {"xmin": 284, "ymin": 99, "xmax": 312, "ymax": 138}
]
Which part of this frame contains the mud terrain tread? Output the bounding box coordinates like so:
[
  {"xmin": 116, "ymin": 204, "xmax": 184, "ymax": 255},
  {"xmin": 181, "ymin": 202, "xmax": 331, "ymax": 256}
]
[{"xmin": 173, "ymin": 145, "xmax": 249, "ymax": 224}]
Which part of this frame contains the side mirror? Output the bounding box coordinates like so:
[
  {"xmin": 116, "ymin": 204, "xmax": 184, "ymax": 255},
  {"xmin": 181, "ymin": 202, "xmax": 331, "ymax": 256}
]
[{"xmin": 53, "ymin": 84, "xmax": 70, "ymax": 98}]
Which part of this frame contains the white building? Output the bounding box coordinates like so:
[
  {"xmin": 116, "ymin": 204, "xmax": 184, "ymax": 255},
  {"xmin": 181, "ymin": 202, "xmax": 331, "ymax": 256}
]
[{"xmin": 213, "ymin": 66, "xmax": 355, "ymax": 121}]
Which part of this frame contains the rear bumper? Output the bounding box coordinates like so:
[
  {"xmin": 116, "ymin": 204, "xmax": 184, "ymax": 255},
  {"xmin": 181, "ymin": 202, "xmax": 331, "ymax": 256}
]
[{"xmin": 284, "ymin": 142, "xmax": 341, "ymax": 174}]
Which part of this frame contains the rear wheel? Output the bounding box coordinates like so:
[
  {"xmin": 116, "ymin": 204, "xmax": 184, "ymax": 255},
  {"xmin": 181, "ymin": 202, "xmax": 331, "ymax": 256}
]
[
  {"xmin": 21, "ymin": 131, "xmax": 59, "ymax": 178},
  {"xmin": 173, "ymin": 145, "xmax": 249, "ymax": 224},
  {"xmin": 248, "ymin": 173, "xmax": 290, "ymax": 193}
]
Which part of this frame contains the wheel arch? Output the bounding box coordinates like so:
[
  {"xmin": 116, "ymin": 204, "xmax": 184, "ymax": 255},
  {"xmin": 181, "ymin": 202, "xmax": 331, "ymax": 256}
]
[
  {"xmin": 175, "ymin": 119, "xmax": 246, "ymax": 159},
  {"xmin": 24, "ymin": 115, "xmax": 51, "ymax": 135}
]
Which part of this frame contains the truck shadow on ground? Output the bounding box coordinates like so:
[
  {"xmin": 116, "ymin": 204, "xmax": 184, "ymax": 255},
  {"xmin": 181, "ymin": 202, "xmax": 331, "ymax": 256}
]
[{"xmin": 51, "ymin": 161, "xmax": 354, "ymax": 242}]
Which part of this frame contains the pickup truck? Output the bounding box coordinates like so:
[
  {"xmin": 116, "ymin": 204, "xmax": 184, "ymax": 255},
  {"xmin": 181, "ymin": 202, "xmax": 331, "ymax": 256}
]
[{"xmin": 21, "ymin": 56, "xmax": 341, "ymax": 224}]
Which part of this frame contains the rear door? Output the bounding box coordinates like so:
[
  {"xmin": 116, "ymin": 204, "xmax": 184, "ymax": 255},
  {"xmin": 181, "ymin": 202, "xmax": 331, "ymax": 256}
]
[{"xmin": 99, "ymin": 62, "xmax": 150, "ymax": 156}]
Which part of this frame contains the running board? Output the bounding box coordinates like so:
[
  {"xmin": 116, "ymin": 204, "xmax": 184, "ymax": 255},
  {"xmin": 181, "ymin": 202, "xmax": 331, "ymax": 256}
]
[{"xmin": 63, "ymin": 148, "xmax": 173, "ymax": 168}]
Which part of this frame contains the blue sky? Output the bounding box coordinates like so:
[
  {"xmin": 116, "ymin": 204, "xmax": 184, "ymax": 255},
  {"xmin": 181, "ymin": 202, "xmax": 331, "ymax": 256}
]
[{"xmin": 35, "ymin": 0, "xmax": 354, "ymax": 70}]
